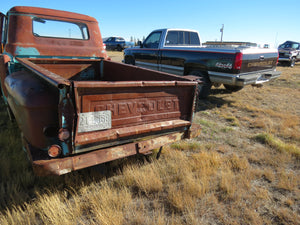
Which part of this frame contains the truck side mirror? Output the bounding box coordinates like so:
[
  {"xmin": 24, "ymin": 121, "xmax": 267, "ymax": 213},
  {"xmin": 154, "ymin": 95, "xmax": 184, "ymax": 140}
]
[{"xmin": 137, "ymin": 40, "xmax": 143, "ymax": 48}]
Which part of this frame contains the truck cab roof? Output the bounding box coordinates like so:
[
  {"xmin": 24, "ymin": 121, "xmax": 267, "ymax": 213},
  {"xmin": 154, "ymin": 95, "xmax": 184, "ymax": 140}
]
[
  {"xmin": 145, "ymin": 28, "xmax": 202, "ymax": 48},
  {"xmin": 8, "ymin": 6, "xmax": 97, "ymax": 22},
  {"xmin": 151, "ymin": 28, "xmax": 200, "ymax": 33},
  {"xmin": 3, "ymin": 6, "xmax": 107, "ymax": 59}
]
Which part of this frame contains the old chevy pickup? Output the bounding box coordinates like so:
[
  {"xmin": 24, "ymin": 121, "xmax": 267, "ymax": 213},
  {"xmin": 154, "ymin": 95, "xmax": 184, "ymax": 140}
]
[
  {"xmin": 0, "ymin": 7, "xmax": 198, "ymax": 176},
  {"xmin": 124, "ymin": 29, "xmax": 281, "ymax": 98}
]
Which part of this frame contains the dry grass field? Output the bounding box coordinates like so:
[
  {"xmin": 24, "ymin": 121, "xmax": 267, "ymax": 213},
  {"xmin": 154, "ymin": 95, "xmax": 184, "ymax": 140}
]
[{"xmin": 0, "ymin": 51, "xmax": 299, "ymax": 224}]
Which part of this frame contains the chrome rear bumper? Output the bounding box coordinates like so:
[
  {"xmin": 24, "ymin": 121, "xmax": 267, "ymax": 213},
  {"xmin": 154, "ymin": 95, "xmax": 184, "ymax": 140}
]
[{"xmin": 208, "ymin": 70, "xmax": 281, "ymax": 86}]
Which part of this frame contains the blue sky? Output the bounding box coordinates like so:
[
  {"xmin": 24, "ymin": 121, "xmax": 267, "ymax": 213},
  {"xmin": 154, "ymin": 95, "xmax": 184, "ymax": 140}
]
[{"xmin": 1, "ymin": 0, "xmax": 299, "ymax": 48}]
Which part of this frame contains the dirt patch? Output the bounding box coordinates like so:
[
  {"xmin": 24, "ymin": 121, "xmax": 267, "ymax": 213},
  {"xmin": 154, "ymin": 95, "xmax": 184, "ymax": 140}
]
[{"xmin": 107, "ymin": 50, "xmax": 124, "ymax": 63}]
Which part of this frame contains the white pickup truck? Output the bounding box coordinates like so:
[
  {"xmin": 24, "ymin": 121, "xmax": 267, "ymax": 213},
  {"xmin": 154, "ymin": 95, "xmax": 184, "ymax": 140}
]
[{"xmin": 124, "ymin": 28, "xmax": 281, "ymax": 98}]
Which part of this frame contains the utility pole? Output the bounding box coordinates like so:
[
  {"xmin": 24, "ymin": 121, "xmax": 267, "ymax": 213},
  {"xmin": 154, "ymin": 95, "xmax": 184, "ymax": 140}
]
[{"xmin": 220, "ymin": 24, "xmax": 224, "ymax": 43}]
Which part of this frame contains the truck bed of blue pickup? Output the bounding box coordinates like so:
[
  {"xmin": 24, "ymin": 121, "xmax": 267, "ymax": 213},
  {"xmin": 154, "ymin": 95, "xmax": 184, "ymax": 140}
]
[{"xmin": 124, "ymin": 28, "xmax": 280, "ymax": 98}]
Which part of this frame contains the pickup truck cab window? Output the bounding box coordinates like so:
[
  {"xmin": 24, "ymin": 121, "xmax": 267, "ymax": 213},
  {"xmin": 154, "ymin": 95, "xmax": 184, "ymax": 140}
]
[
  {"xmin": 279, "ymin": 42, "xmax": 300, "ymax": 49},
  {"xmin": 291, "ymin": 43, "xmax": 299, "ymax": 49},
  {"xmin": 166, "ymin": 31, "xmax": 200, "ymax": 46},
  {"xmin": 116, "ymin": 37, "xmax": 125, "ymax": 42},
  {"xmin": 189, "ymin": 32, "xmax": 200, "ymax": 45},
  {"xmin": 143, "ymin": 31, "xmax": 161, "ymax": 48},
  {"xmin": 33, "ymin": 18, "xmax": 89, "ymax": 40},
  {"xmin": 106, "ymin": 37, "xmax": 114, "ymax": 42}
]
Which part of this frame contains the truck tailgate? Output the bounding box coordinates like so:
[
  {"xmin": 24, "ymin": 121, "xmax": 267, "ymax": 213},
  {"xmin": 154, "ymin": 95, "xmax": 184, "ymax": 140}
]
[
  {"xmin": 241, "ymin": 49, "xmax": 278, "ymax": 73},
  {"xmin": 73, "ymin": 80, "xmax": 196, "ymax": 153}
]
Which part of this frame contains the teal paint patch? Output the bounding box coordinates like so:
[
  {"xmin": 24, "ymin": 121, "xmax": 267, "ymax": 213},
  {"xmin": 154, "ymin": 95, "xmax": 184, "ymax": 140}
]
[{"xmin": 15, "ymin": 47, "xmax": 40, "ymax": 56}]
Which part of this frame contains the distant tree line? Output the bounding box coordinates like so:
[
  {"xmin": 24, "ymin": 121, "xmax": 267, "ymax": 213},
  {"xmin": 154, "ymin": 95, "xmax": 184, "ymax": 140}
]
[{"xmin": 130, "ymin": 36, "xmax": 146, "ymax": 46}]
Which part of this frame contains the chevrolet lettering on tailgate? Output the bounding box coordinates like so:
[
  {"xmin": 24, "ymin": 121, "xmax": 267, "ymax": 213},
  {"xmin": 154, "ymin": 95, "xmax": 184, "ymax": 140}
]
[{"xmin": 94, "ymin": 98, "xmax": 179, "ymax": 116}]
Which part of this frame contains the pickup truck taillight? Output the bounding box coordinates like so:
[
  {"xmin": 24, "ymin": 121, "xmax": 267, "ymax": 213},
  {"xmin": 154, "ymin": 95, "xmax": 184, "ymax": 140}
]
[
  {"xmin": 48, "ymin": 145, "xmax": 62, "ymax": 158},
  {"xmin": 233, "ymin": 52, "xmax": 243, "ymax": 70}
]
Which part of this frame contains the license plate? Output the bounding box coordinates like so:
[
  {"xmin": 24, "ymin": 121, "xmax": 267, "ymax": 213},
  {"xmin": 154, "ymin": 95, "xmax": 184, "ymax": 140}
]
[{"xmin": 78, "ymin": 111, "xmax": 111, "ymax": 133}]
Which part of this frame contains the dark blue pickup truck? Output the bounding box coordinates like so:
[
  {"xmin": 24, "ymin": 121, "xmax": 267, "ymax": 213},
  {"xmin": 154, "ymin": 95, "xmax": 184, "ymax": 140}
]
[
  {"xmin": 124, "ymin": 29, "xmax": 281, "ymax": 98},
  {"xmin": 104, "ymin": 36, "xmax": 126, "ymax": 51}
]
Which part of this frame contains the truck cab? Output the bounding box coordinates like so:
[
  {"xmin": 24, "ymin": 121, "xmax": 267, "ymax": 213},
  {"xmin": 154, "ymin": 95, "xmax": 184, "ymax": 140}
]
[{"xmin": 132, "ymin": 29, "xmax": 202, "ymax": 72}]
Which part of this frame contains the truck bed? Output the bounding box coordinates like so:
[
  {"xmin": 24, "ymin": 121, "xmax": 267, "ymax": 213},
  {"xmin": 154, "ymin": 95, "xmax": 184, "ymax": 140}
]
[{"xmin": 6, "ymin": 58, "xmax": 197, "ymax": 175}]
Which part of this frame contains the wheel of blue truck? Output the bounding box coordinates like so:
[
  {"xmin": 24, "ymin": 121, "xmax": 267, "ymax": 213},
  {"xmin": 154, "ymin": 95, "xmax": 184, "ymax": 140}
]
[
  {"xmin": 290, "ymin": 58, "xmax": 296, "ymax": 67},
  {"xmin": 223, "ymin": 84, "xmax": 244, "ymax": 92},
  {"xmin": 189, "ymin": 71, "xmax": 212, "ymax": 99},
  {"xmin": 117, "ymin": 45, "xmax": 122, "ymax": 51}
]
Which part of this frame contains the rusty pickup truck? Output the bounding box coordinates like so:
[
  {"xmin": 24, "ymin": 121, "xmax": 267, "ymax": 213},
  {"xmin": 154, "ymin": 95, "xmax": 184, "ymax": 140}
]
[{"xmin": 0, "ymin": 7, "xmax": 198, "ymax": 176}]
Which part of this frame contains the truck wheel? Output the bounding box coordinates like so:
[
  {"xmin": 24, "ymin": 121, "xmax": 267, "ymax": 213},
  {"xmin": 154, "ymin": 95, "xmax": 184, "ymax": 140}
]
[
  {"xmin": 125, "ymin": 57, "xmax": 135, "ymax": 65},
  {"xmin": 290, "ymin": 57, "xmax": 296, "ymax": 67},
  {"xmin": 117, "ymin": 45, "xmax": 123, "ymax": 51},
  {"xmin": 189, "ymin": 70, "xmax": 212, "ymax": 99},
  {"xmin": 223, "ymin": 84, "xmax": 244, "ymax": 92}
]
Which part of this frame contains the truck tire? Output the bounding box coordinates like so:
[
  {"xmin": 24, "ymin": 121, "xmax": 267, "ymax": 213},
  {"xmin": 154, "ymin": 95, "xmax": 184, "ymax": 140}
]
[
  {"xmin": 223, "ymin": 84, "xmax": 244, "ymax": 92},
  {"xmin": 117, "ymin": 45, "xmax": 123, "ymax": 51},
  {"xmin": 189, "ymin": 70, "xmax": 212, "ymax": 99},
  {"xmin": 290, "ymin": 57, "xmax": 296, "ymax": 67},
  {"xmin": 125, "ymin": 56, "xmax": 135, "ymax": 65}
]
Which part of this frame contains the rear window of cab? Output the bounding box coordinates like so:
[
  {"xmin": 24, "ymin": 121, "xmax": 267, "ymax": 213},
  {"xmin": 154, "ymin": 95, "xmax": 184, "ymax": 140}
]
[
  {"xmin": 165, "ymin": 31, "xmax": 200, "ymax": 46},
  {"xmin": 32, "ymin": 17, "xmax": 89, "ymax": 40}
]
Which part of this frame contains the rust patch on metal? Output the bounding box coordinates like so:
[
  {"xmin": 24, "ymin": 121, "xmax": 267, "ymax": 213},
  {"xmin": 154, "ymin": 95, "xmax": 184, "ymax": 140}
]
[
  {"xmin": 16, "ymin": 58, "xmax": 71, "ymax": 88},
  {"xmin": 32, "ymin": 131, "xmax": 188, "ymax": 176},
  {"xmin": 75, "ymin": 119, "xmax": 190, "ymax": 146}
]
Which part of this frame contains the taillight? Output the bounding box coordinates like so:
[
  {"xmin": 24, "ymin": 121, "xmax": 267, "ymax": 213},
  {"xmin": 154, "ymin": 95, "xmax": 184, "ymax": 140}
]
[
  {"xmin": 58, "ymin": 128, "xmax": 70, "ymax": 141},
  {"xmin": 48, "ymin": 145, "xmax": 62, "ymax": 158},
  {"xmin": 233, "ymin": 52, "xmax": 243, "ymax": 70},
  {"xmin": 276, "ymin": 52, "xmax": 279, "ymax": 65}
]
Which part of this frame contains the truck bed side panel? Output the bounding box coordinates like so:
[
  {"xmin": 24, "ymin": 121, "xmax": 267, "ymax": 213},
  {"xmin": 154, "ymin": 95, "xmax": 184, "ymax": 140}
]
[{"xmin": 160, "ymin": 49, "xmax": 236, "ymax": 74}]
